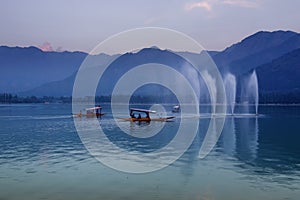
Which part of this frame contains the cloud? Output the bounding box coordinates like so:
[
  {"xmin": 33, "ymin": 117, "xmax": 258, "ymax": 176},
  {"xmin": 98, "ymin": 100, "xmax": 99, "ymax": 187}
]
[
  {"xmin": 38, "ymin": 42, "xmax": 53, "ymax": 52},
  {"xmin": 185, "ymin": 0, "xmax": 259, "ymax": 12},
  {"xmin": 185, "ymin": 1, "xmax": 212, "ymax": 11}
]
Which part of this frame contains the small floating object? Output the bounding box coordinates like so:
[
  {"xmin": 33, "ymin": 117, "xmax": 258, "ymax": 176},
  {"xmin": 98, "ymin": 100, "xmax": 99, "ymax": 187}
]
[{"xmin": 172, "ymin": 105, "xmax": 180, "ymax": 113}]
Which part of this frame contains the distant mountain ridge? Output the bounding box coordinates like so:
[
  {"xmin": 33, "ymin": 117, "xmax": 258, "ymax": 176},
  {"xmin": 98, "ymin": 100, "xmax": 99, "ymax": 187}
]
[
  {"xmin": 0, "ymin": 46, "xmax": 87, "ymax": 92},
  {"xmin": 256, "ymin": 48, "xmax": 300, "ymax": 93},
  {"xmin": 1, "ymin": 30, "xmax": 300, "ymax": 101},
  {"xmin": 213, "ymin": 30, "xmax": 300, "ymax": 74},
  {"xmin": 20, "ymin": 48, "xmax": 199, "ymax": 97},
  {"xmin": 217, "ymin": 30, "xmax": 298, "ymax": 62}
]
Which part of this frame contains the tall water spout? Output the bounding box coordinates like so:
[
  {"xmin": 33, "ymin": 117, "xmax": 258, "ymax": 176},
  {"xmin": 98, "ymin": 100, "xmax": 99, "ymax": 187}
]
[
  {"xmin": 224, "ymin": 73, "xmax": 236, "ymax": 115},
  {"xmin": 202, "ymin": 70, "xmax": 217, "ymax": 115},
  {"xmin": 248, "ymin": 70, "xmax": 259, "ymax": 115}
]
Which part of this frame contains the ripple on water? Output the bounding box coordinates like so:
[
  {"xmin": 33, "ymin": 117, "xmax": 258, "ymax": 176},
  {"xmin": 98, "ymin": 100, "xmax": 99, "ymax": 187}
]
[{"xmin": 1, "ymin": 104, "xmax": 300, "ymax": 200}]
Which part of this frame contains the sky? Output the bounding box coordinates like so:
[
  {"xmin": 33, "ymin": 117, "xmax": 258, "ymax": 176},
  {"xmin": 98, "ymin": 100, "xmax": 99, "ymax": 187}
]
[{"xmin": 0, "ymin": 0, "xmax": 300, "ymax": 54}]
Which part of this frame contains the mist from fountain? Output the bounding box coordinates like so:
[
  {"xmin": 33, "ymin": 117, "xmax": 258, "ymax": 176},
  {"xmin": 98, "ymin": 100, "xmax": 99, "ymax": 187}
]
[
  {"xmin": 224, "ymin": 73, "xmax": 237, "ymax": 115},
  {"xmin": 202, "ymin": 70, "xmax": 217, "ymax": 114},
  {"xmin": 248, "ymin": 70, "xmax": 259, "ymax": 115}
]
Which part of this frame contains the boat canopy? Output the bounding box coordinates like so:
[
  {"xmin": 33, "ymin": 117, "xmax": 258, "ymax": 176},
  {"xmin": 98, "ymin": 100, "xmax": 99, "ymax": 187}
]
[
  {"xmin": 86, "ymin": 106, "xmax": 102, "ymax": 111},
  {"xmin": 130, "ymin": 108, "xmax": 156, "ymax": 114}
]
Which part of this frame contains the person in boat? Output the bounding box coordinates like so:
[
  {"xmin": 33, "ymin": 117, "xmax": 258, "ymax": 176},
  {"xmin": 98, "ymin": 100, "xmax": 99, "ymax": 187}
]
[
  {"xmin": 138, "ymin": 114, "xmax": 141, "ymax": 119},
  {"xmin": 95, "ymin": 105, "xmax": 101, "ymax": 118}
]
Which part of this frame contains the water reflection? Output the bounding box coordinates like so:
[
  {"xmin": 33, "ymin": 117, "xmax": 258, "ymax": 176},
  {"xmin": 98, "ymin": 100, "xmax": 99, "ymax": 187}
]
[
  {"xmin": 220, "ymin": 117, "xmax": 236, "ymax": 156},
  {"xmin": 178, "ymin": 114, "xmax": 259, "ymax": 165},
  {"xmin": 1, "ymin": 104, "xmax": 300, "ymax": 199},
  {"xmin": 235, "ymin": 117, "xmax": 259, "ymax": 162},
  {"xmin": 178, "ymin": 115, "xmax": 257, "ymax": 164},
  {"xmin": 176, "ymin": 117, "xmax": 210, "ymax": 177}
]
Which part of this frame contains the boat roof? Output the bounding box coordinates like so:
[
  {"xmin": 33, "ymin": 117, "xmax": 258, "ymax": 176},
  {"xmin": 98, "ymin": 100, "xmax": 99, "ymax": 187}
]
[
  {"xmin": 130, "ymin": 108, "xmax": 156, "ymax": 114},
  {"xmin": 86, "ymin": 106, "xmax": 102, "ymax": 110}
]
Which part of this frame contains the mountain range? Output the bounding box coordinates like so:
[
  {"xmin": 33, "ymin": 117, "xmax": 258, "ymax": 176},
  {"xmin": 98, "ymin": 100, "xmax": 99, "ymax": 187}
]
[
  {"xmin": 1, "ymin": 30, "xmax": 300, "ymax": 102},
  {"xmin": 213, "ymin": 30, "xmax": 300, "ymax": 74}
]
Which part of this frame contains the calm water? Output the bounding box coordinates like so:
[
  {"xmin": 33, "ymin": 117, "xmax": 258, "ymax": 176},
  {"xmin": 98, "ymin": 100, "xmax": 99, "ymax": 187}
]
[{"xmin": 0, "ymin": 104, "xmax": 300, "ymax": 200}]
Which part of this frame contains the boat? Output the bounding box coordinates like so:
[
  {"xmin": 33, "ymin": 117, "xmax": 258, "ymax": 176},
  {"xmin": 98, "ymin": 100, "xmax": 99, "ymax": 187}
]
[
  {"xmin": 74, "ymin": 106, "xmax": 104, "ymax": 118},
  {"xmin": 120, "ymin": 108, "xmax": 175, "ymax": 122},
  {"xmin": 172, "ymin": 105, "xmax": 180, "ymax": 113}
]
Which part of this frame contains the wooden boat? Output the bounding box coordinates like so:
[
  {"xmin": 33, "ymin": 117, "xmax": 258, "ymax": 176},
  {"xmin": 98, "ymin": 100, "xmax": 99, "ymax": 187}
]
[
  {"xmin": 74, "ymin": 106, "xmax": 104, "ymax": 118},
  {"xmin": 120, "ymin": 108, "xmax": 175, "ymax": 122}
]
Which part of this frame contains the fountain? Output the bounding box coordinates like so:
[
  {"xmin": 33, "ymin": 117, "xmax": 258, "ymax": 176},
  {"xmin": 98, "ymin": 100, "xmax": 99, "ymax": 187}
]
[
  {"xmin": 206, "ymin": 70, "xmax": 259, "ymax": 116},
  {"xmin": 240, "ymin": 70, "xmax": 259, "ymax": 115},
  {"xmin": 202, "ymin": 70, "xmax": 217, "ymax": 114},
  {"xmin": 248, "ymin": 70, "xmax": 259, "ymax": 115},
  {"xmin": 224, "ymin": 73, "xmax": 237, "ymax": 115}
]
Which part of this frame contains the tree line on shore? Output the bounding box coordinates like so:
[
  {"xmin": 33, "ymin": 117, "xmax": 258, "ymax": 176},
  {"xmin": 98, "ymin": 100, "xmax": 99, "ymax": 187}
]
[
  {"xmin": 0, "ymin": 93, "xmax": 72, "ymax": 103},
  {"xmin": 1, "ymin": 92, "xmax": 300, "ymax": 104}
]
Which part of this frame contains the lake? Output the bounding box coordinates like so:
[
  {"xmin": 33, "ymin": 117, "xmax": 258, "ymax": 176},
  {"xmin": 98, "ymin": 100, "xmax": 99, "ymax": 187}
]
[{"xmin": 0, "ymin": 104, "xmax": 300, "ymax": 200}]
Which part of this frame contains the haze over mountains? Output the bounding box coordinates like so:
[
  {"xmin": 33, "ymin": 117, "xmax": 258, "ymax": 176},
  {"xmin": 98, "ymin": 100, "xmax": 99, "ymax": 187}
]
[{"xmin": 0, "ymin": 30, "xmax": 300, "ymax": 100}]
